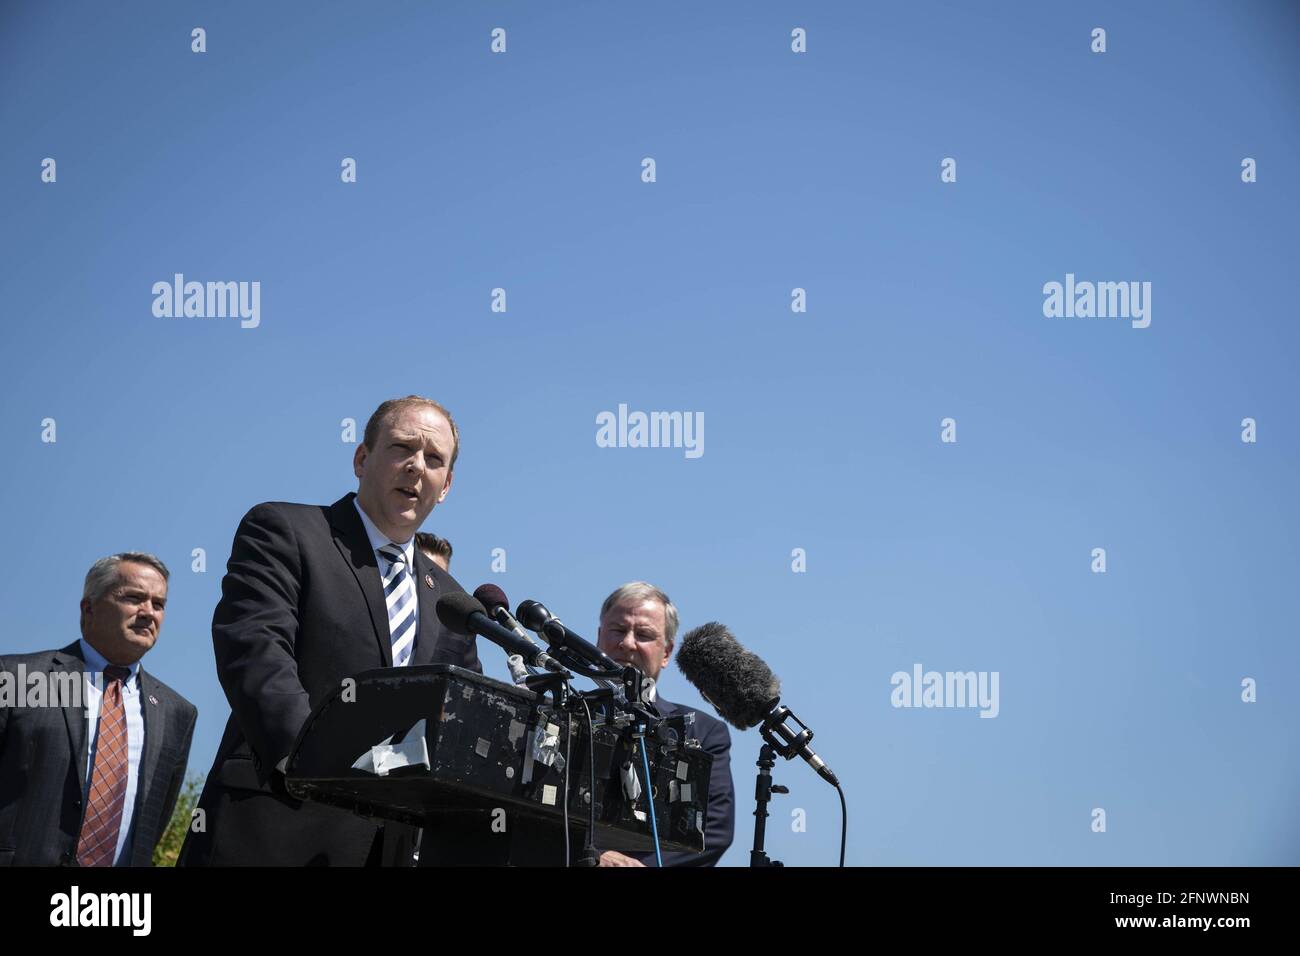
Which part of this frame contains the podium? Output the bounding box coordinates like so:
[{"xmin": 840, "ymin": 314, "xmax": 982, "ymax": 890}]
[{"xmin": 285, "ymin": 664, "xmax": 712, "ymax": 865}]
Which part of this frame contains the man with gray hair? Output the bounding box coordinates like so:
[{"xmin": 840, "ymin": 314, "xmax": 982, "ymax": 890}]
[
  {"xmin": 0, "ymin": 553, "xmax": 197, "ymax": 866},
  {"xmin": 593, "ymin": 581, "xmax": 735, "ymax": 867}
]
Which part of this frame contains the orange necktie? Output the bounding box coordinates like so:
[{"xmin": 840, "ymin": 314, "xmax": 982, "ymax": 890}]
[{"xmin": 75, "ymin": 665, "xmax": 131, "ymax": 866}]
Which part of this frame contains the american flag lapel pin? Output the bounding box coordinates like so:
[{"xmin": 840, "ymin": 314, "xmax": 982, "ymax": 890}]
[
  {"xmin": 149, "ymin": 694, "xmax": 159, "ymax": 706},
  {"xmin": 423, "ymin": 573, "xmax": 435, "ymax": 590}
]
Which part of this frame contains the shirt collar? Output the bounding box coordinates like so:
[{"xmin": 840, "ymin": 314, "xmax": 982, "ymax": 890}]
[
  {"xmin": 353, "ymin": 497, "xmax": 415, "ymax": 564},
  {"xmin": 78, "ymin": 638, "xmax": 141, "ymax": 684}
]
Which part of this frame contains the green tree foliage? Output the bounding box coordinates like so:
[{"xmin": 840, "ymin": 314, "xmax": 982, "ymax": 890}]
[{"xmin": 152, "ymin": 774, "xmax": 203, "ymax": 867}]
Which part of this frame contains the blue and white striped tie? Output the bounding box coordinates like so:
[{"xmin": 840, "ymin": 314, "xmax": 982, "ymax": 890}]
[{"xmin": 379, "ymin": 543, "xmax": 416, "ymax": 667}]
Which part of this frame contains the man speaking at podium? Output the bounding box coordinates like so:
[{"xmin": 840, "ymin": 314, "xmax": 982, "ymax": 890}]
[{"xmin": 180, "ymin": 396, "xmax": 481, "ymax": 866}]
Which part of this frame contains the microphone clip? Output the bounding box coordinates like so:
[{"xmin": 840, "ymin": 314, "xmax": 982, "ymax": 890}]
[
  {"xmin": 760, "ymin": 701, "xmax": 840, "ymax": 787},
  {"xmin": 759, "ymin": 702, "xmax": 814, "ymax": 761},
  {"xmin": 521, "ymin": 671, "xmax": 570, "ymax": 709}
]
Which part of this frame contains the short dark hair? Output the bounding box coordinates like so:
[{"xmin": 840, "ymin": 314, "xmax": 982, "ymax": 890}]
[
  {"xmin": 415, "ymin": 531, "xmax": 453, "ymax": 565},
  {"xmin": 363, "ymin": 396, "xmax": 460, "ymax": 473}
]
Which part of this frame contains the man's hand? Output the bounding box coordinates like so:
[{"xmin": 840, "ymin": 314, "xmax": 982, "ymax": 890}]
[{"xmin": 598, "ymin": 850, "xmax": 646, "ymax": 867}]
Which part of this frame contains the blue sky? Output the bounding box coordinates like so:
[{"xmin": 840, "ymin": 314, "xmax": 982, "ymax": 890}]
[{"xmin": 2, "ymin": 1, "xmax": 1297, "ymax": 865}]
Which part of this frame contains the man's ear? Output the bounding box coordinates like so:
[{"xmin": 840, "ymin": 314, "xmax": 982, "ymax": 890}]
[
  {"xmin": 437, "ymin": 468, "xmax": 454, "ymax": 503},
  {"xmin": 79, "ymin": 597, "xmax": 92, "ymax": 633},
  {"xmin": 661, "ymin": 639, "xmax": 674, "ymax": 666},
  {"xmin": 353, "ymin": 443, "xmax": 368, "ymax": 479}
]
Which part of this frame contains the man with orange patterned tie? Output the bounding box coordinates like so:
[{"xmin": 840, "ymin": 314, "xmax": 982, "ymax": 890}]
[{"xmin": 0, "ymin": 553, "xmax": 196, "ymax": 866}]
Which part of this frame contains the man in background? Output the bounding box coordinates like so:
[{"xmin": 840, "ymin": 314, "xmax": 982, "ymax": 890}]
[
  {"xmin": 0, "ymin": 553, "xmax": 197, "ymax": 866},
  {"xmin": 415, "ymin": 531, "xmax": 453, "ymax": 572},
  {"xmin": 593, "ymin": 581, "xmax": 734, "ymax": 867}
]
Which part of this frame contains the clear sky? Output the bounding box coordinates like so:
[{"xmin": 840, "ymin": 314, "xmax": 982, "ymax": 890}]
[{"xmin": 2, "ymin": 1, "xmax": 1297, "ymax": 866}]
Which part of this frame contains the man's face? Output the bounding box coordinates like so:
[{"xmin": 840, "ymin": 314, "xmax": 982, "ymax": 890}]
[
  {"xmin": 597, "ymin": 599, "xmax": 672, "ymax": 682},
  {"xmin": 79, "ymin": 562, "xmax": 168, "ymax": 665},
  {"xmin": 354, "ymin": 405, "xmax": 455, "ymax": 542}
]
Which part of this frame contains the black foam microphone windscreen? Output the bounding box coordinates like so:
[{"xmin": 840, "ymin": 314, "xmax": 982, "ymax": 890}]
[
  {"xmin": 675, "ymin": 622, "xmax": 781, "ymax": 730},
  {"xmin": 435, "ymin": 591, "xmax": 487, "ymax": 634}
]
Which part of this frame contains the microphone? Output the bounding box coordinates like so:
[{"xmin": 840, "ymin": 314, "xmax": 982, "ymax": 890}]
[
  {"xmin": 435, "ymin": 593, "xmax": 566, "ymax": 675},
  {"xmin": 676, "ymin": 622, "xmax": 839, "ymax": 787},
  {"xmin": 515, "ymin": 600, "xmax": 623, "ymax": 676},
  {"xmin": 473, "ymin": 584, "xmax": 534, "ymax": 643}
]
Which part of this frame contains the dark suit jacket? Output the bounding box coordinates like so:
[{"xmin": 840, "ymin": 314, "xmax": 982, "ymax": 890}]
[
  {"xmin": 0, "ymin": 642, "xmax": 197, "ymax": 866},
  {"xmin": 635, "ymin": 694, "xmax": 735, "ymax": 867},
  {"xmin": 179, "ymin": 492, "xmax": 481, "ymax": 866}
]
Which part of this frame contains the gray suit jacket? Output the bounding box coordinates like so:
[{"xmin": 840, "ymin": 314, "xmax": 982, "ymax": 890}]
[{"xmin": 0, "ymin": 642, "xmax": 197, "ymax": 866}]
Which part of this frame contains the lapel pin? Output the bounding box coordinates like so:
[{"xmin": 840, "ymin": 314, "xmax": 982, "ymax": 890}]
[
  {"xmin": 424, "ymin": 573, "xmax": 436, "ymax": 590},
  {"xmin": 149, "ymin": 694, "xmax": 159, "ymax": 706}
]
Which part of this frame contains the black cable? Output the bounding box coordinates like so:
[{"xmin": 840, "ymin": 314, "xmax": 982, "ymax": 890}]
[
  {"xmin": 561, "ymin": 702, "xmax": 572, "ymax": 867},
  {"xmin": 579, "ymin": 695, "xmax": 597, "ymax": 857},
  {"xmin": 835, "ymin": 783, "xmax": 847, "ymax": 867}
]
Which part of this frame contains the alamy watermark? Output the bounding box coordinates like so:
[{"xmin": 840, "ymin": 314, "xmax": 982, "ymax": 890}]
[
  {"xmin": 50, "ymin": 886, "xmax": 150, "ymax": 936},
  {"xmin": 1042, "ymin": 273, "xmax": 1150, "ymax": 329},
  {"xmin": 152, "ymin": 273, "xmax": 261, "ymax": 328},
  {"xmin": 890, "ymin": 663, "xmax": 1000, "ymax": 718},
  {"xmin": 0, "ymin": 665, "xmax": 97, "ymax": 709},
  {"xmin": 595, "ymin": 404, "xmax": 704, "ymax": 459}
]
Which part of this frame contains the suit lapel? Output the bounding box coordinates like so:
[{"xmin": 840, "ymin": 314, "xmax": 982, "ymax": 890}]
[
  {"xmin": 51, "ymin": 643, "xmax": 88, "ymax": 793},
  {"xmin": 410, "ymin": 548, "xmax": 443, "ymax": 666},
  {"xmin": 654, "ymin": 695, "xmax": 681, "ymax": 718},
  {"xmin": 135, "ymin": 668, "xmax": 165, "ymax": 825},
  {"xmin": 328, "ymin": 493, "xmax": 393, "ymax": 667}
]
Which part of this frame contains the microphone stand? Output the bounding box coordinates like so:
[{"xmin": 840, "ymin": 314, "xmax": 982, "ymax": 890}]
[
  {"xmin": 750, "ymin": 744, "xmax": 788, "ymax": 867},
  {"xmin": 523, "ymin": 668, "xmax": 664, "ymax": 867}
]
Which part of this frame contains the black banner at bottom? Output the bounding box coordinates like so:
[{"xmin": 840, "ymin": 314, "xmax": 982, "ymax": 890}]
[{"xmin": 1, "ymin": 865, "xmax": 1280, "ymax": 942}]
